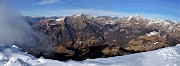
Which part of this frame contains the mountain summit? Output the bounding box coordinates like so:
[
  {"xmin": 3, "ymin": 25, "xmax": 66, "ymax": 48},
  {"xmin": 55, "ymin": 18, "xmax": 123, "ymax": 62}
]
[
  {"xmin": 127, "ymin": 14, "xmax": 144, "ymax": 21},
  {"xmin": 30, "ymin": 14, "xmax": 180, "ymax": 61}
]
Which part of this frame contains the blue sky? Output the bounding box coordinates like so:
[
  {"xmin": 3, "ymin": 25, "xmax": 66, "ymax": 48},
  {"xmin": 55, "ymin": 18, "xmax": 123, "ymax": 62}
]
[{"xmin": 8, "ymin": 0, "xmax": 180, "ymax": 21}]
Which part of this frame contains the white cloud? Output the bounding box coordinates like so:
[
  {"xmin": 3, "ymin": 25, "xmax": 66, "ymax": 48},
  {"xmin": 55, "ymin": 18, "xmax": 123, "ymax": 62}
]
[
  {"xmin": 21, "ymin": 9, "xmax": 129, "ymax": 16},
  {"xmin": 38, "ymin": 0, "xmax": 60, "ymax": 5},
  {"xmin": 20, "ymin": 8, "xmax": 179, "ymax": 22},
  {"xmin": 140, "ymin": 13, "xmax": 179, "ymax": 21},
  {"xmin": 48, "ymin": 9, "xmax": 131, "ymax": 17}
]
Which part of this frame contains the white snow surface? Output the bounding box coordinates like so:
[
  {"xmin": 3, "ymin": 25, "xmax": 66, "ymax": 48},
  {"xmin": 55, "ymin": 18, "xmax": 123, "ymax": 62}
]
[
  {"xmin": 148, "ymin": 19, "xmax": 171, "ymax": 26},
  {"xmin": 146, "ymin": 31, "xmax": 159, "ymax": 36},
  {"xmin": 127, "ymin": 14, "xmax": 144, "ymax": 21},
  {"xmin": 74, "ymin": 14, "xmax": 83, "ymax": 18},
  {"xmin": 0, "ymin": 44, "xmax": 179, "ymax": 66},
  {"xmin": 56, "ymin": 18, "xmax": 65, "ymax": 21}
]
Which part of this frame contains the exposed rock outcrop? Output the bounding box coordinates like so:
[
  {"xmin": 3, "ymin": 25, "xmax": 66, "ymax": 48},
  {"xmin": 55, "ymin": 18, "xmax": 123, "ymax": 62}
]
[{"xmin": 31, "ymin": 14, "xmax": 180, "ymax": 61}]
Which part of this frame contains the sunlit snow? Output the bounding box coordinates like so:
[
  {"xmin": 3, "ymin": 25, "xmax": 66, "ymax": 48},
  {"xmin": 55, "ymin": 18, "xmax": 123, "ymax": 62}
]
[{"xmin": 0, "ymin": 44, "xmax": 179, "ymax": 66}]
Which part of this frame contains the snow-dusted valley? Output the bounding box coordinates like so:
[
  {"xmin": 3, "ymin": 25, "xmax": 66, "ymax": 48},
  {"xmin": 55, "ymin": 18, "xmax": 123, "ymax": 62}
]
[{"xmin": 0, "ymin": 44, "xmax": 179, "ymax": 66}]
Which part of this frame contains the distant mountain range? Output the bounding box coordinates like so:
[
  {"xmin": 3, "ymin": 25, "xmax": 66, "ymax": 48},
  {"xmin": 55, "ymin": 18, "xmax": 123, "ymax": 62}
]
[{"xmin": 24, "ymin": 14, "xmax": 180, "ymax": 61}]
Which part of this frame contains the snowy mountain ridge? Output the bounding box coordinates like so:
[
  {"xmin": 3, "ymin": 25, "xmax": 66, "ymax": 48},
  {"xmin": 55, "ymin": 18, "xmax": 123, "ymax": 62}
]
[
  {"xmin": 127, "ymin": 14, "xmax": 144, "ymax": 21},
  {"xmin": 32, "ymin": 14, "xmax": 180, "ymax": 61}
]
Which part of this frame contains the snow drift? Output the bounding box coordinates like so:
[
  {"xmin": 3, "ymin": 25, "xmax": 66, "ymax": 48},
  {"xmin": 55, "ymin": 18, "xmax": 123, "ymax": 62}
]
[{"xmin": 0, "ymin": 44, "xmax": 179, "ymax": 66}]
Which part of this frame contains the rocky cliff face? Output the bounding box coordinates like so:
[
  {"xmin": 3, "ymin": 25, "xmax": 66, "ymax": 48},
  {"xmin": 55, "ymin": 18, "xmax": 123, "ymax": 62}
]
[{"xmin": 31, "ymin": 14, "xmax": 180, "ymax": 61}]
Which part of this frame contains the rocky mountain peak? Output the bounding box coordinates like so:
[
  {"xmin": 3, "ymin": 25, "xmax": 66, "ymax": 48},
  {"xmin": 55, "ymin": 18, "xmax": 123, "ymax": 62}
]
[
  {"xmin": 127, "ymin": 14, "xmax": 144, "ymax": 21},
  {"xmin": 31, "ymin": 14, "xmax": 180, "ymax": 61},
  {"xmin": 73, "ymin": 14, "xmax": 83, "ymax": 17},
  {"xmin": 73, "ymin": 14, "xmax": 88, "ymax": 18}
]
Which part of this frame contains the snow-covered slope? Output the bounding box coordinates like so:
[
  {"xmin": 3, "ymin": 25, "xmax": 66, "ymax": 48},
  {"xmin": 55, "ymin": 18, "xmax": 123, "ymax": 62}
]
[{"xmin": 0, "ymin": 44, "xmax": 179, "ymax": 66}]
